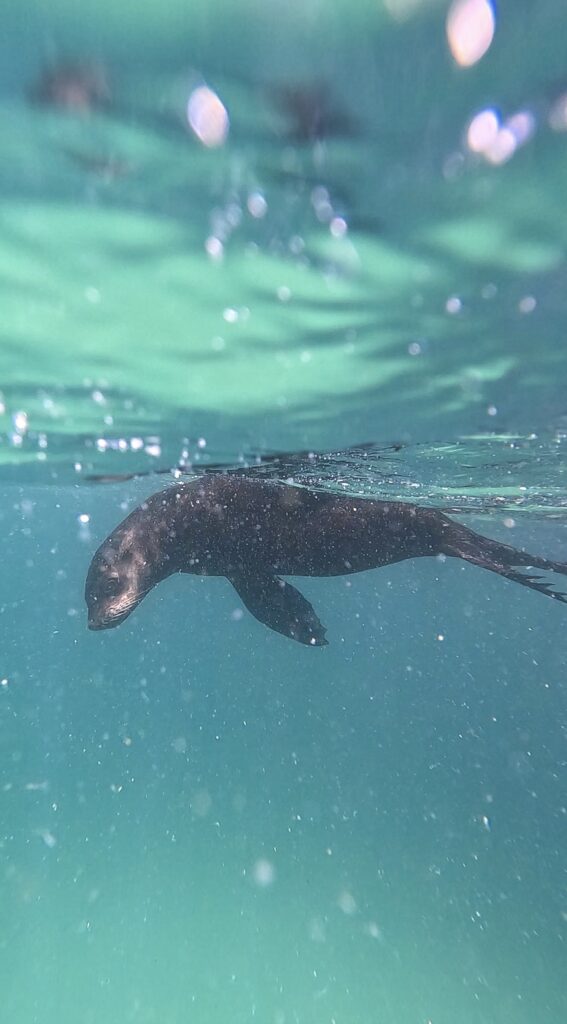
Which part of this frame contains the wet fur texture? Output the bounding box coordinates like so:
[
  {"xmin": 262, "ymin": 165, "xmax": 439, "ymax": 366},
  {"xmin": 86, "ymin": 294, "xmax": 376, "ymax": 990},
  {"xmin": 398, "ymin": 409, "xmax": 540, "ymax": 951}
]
[{"xmin": 85, "ymin": 475, "xmax": 567, "ymax": 645}]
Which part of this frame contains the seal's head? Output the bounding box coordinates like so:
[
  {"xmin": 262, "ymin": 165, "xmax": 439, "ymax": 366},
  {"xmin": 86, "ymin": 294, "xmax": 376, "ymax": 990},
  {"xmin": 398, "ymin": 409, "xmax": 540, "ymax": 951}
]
[{"xmin": 85, "ymin": 523, "xmax": 159, "ymax": 630}]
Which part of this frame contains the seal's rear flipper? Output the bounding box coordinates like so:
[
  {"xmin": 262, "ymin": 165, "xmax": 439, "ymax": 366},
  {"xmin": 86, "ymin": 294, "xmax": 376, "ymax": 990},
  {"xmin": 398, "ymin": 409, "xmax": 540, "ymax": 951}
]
[
  {"xmin": 440, "ymin": 517, "xmax": 567, "ymax": 603},
  {"xmin": 227, "ymin": 572, "xmax": 328, "ymax": 646}
]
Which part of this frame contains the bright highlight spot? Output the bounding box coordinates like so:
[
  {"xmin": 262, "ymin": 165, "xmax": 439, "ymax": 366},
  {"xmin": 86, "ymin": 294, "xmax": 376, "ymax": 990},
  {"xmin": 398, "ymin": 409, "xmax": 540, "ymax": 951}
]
[
  {"xmin": 466, "ymin": 108, "xmax": 499, "ymax": 153},
  {"xmin": 466, "ymin": 108, "xmax": 535, "ymax": 165},
  {"xmin": 447, "ymin": 0, "xmax": 495, "ymax": 68},
  {"xmin": 247, "ymin": 192, "xmax": 268, "ymax": 218},
  {"xmin": 187, "ymin": 86, "xmax": 229, "ymax": 147}
]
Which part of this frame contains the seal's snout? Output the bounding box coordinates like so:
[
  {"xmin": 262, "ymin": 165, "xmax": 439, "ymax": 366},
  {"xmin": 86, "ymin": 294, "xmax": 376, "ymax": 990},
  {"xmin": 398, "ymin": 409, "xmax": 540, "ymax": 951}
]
[{"xmin": 87, "ymin": 612, "xmax": 122, "ymax": 631}]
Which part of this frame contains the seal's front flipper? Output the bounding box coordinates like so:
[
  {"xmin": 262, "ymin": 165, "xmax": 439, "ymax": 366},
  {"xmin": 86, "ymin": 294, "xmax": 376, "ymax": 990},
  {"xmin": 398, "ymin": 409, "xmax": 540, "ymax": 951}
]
[{"xmin": 227, "ymin": 573, "xmax": 328, "ymax": 646}]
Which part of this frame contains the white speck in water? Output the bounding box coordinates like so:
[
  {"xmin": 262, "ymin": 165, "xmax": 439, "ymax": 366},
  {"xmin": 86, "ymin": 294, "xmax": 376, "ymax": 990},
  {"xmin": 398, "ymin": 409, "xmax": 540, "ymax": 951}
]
[
  {"xmin": 223, "ymin": 307, "xmax": 239, "ymax": 323},
  {"xmin": 289, "ymin": 235, "xmax": 304, "ymax": 255},
  {"xmin": 13, "ymin": 410, "xmax": 28, "ymax": 433},
  {"xmin": 186, "ymin": 85, "xmax": 229, "ymax": 147},
  {"xmin": 518, "ymin": 295, "xmax": 536, "ymax": 314},
  {"xmin": 330, "ymin": 216, "xmax": 348, "ymax": 237},
  {"xmin": 277, "ymin": 285, "xmax": 291, "ymax": 302},
  {"xmin": 252, "ymin": 858, "xmax": 276, "ymax": 888},
  {"xmin": 487, "ymin": 404, "xmax": 498, "ymax": 416},
  {"xmin": 39, "ymin": 829, "xmax": 57, "ymax": 849},
  {"xmin": 78, "ymin": 514, "xmax": 90, "ymax": 525},
  {"xmin": 446, "ymin": 0, "xmax": 495, "ymax": 68},
  {"xmin": 197, "ymin": 437, "xmax": 207, "ymax": 449},
  {"xmin": 337, "ymin": 890, "xmax": 357, "ymax": 915},
  {"xmin": 445, "ymin": 296, "xmax": 462, "ymax": 315},
  {"xmin": 231, "ymin": 608, "xmax": 244, "ymax": 621},
  {"xmin": 247, "ymin": 192, "xmax": 268, "ymax": 218},
  {"xmin": 205, "ymin": 236, "xmax": 224, "ymax": 261},
  {"xmin": 481, "ymin": 283, "xmax": 498, "ymax": 300}
]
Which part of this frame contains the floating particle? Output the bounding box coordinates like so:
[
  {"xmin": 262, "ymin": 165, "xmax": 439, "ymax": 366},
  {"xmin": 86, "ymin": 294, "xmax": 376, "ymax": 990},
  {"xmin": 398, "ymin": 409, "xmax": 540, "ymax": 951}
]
[
  {"xmin": 252, "ymin": 858, "xmax": 276, "ymax": 888},
  {"xmin": 191, "ymin": 789, "xmax": 212, "ymax": 817},
  {"xmin": 187, "ymin": 85, "xmax": 229, "ymax": 147},
  {"xmin": 205, "ymin": 236, "xmax": 224, "ymax": 260},
  {"xmin": 39, "ymin": 829, "xmax": 57, "ymax": 848},
  {"xmin": 518, "ymin": 295, "xmax": 536, "ymax": 314},
  {"xmin": 447, "ymin": 0, "xmax": 495, "ymax": 68},
  {"xmin": 330, "ymin": 216, "xmax": 348, "ymax": 237},
  {"xmin": 466, "ymin": 108, "xmax": 500, "ymax": 153},
  {"xmin": 13, "ymin": 410, "xmax": 28, "ymax": 433},
  {"xmin": 247, "ymin": 192, "xmax": 268, "ymax": 218},
  {"xmin": 549, "ymin": 93, "xmax": 567, "ymax": 132},
  {"xmin": 337, "ymin": 890, "xmax": 357, "ymax": 915}
]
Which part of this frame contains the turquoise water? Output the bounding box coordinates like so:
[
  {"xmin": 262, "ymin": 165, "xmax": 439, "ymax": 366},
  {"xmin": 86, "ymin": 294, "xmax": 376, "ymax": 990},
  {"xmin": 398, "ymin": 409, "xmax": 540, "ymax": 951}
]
[{"xmin": 2, "ymin": 1, "xmax": 567, "ymax": 1021}]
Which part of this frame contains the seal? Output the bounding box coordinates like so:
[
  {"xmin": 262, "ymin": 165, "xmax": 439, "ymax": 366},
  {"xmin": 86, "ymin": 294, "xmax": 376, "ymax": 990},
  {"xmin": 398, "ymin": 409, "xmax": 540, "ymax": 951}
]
[{"xmin": 85, "ymin": 475, "xmax": 567, "ymax": 645}]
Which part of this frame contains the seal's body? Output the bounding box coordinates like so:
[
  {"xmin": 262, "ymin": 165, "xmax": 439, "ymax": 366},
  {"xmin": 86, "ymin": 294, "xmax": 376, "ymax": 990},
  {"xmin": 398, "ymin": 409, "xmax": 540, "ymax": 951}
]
[{"xmin": 85, "ymin": 475, "xmax": 567, "ymax": 645}]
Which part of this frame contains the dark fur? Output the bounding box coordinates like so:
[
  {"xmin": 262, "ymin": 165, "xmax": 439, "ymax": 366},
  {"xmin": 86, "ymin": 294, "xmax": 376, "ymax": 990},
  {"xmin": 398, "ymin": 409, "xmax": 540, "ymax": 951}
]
[{"xmin": 85, "ymin": 475, "xmax": 567, "ymax": 645}]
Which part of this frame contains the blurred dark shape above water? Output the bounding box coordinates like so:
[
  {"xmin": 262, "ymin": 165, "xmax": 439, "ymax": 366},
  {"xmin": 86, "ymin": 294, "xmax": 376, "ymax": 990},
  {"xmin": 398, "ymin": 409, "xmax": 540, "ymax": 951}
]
[
  {"xmin": 28, "ymin": 61, "xmax": 111, "ymax": 114},
  {"xmin": 269, "ymin": 82, "xmax": 356, "ymax": 142}
]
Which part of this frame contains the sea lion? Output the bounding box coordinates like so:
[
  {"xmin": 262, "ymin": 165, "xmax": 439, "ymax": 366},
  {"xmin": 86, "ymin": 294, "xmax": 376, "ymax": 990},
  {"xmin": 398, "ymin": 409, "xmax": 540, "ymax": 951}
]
[{"xmin": 85, "ymin": 475, "xmax": 567, "ymax": 645}]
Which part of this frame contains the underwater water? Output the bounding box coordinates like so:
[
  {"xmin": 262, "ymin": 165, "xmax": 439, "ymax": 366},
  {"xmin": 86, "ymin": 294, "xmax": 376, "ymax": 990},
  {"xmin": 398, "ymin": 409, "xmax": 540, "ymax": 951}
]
[{"xmin": 1, "ymin": 0, "xmax": 567, "ymax": 1022}]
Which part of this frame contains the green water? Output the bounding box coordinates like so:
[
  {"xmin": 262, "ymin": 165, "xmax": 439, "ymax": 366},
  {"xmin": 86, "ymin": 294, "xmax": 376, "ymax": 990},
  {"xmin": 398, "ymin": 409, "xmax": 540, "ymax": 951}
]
[{"xmin": 1, "ymin": 0, "xmax": 567, "ymax": 1021}]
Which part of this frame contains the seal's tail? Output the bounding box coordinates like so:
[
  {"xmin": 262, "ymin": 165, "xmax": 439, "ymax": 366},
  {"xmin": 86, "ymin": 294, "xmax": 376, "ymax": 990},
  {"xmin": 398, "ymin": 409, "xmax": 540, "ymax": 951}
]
[{"xmin": 440, "ymin": 518, "xmax": 567, "ymax": 604}]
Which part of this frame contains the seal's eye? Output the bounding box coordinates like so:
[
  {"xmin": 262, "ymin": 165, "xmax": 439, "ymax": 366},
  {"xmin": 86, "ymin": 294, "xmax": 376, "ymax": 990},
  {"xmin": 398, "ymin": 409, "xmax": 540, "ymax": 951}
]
[{"xmin": 101, "ymin": 576, "xmax": 122, "ymax": 597}]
